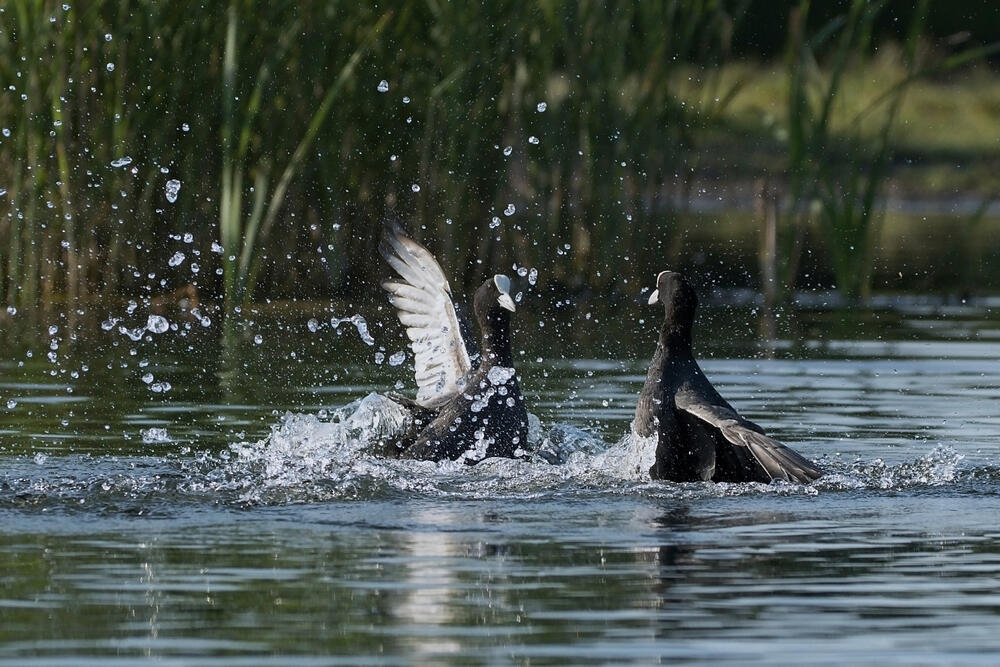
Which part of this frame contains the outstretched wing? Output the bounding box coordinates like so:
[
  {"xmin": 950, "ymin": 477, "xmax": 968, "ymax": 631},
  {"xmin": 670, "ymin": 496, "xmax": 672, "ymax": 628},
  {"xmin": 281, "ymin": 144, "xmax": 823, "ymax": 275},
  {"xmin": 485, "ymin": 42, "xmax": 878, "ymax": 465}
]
[
  {"xmin": 380, "ymin": 223, "xmax": 473, "ymax": 408},
  {"xmin": 675, "ymin": 389, "xmax": 822, "ymax": 483}
]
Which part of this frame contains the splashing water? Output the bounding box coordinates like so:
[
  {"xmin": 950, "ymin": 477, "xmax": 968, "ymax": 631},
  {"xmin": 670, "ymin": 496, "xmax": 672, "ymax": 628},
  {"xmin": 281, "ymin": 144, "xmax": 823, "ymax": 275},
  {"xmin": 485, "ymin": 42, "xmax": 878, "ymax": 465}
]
[
  {"xmin": 813, "ymin": 444, "xmax": 964, "ymax": 491},
  {"xmin": 146, "ymin": 314, "xmax": 170, "ymax": 334},
  {"xmin": 0, "ymin": 390, "xmax": 983, "ymax": 513},
  {"xmin": 164, "ymin": 178, "xmax": 181, "ymax": 203},
  {"xmin": 141, "ymin": 427, "xmax": 171, "ymax": 443},
  {"xmin": 330, "ymin": 314, "xmax": 375, "ymax": 346}
]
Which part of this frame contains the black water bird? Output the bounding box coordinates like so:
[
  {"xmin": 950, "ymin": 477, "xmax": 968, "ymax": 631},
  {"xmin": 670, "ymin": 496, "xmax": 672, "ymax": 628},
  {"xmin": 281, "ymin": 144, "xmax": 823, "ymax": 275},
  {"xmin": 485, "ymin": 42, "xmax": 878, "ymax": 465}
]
[
  {"xmin": 635, "ymin": 271, "xmax": 822, "ymax": 483},
  {"xmin": 380, "ymin": 223, "xmax": 528, "ymax": 462}
]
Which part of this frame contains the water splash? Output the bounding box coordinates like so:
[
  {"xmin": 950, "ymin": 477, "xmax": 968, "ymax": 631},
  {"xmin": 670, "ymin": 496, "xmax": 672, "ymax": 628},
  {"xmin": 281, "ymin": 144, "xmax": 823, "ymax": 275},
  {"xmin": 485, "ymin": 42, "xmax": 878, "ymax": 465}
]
[
  {"xmin": 164, "ymin": 178, "xmax": 181, "ymax": 203},
  {"xmin": 0, "ymin": 396, "xmax": 986, "ymax": 512},
  {"xmin": 330, "ymin": 314, "xmax": 375, "ymax": 346},
  {"xmin": 814, "ymin": 444, "xmax": 964, "ymax": 491}
]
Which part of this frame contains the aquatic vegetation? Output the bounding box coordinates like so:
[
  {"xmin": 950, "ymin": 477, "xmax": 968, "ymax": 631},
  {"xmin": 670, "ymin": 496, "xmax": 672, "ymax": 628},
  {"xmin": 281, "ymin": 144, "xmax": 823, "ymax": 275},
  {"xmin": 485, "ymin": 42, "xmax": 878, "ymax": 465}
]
[
  {"xmin": 0, "ymin": 0, "xmax": 997, "ymax": 330},
  {"xmin": 219, "ymin": 5, "xmax": 391, "ymax": 327},
  {"xmin": 775, "ymin": 0, "xmax": 1000, "ymax": 303}
]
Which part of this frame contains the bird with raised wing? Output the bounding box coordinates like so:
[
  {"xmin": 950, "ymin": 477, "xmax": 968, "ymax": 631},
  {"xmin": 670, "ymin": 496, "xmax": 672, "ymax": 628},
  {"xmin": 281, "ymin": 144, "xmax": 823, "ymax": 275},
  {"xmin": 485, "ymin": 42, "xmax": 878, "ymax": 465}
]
[
  {"xmin": 635, "ymin": 271, "xmax": 822, "ymax": 483},
  {"xmin": 380, "ymin": 223, "xmax": 528, "ymax": 462}
]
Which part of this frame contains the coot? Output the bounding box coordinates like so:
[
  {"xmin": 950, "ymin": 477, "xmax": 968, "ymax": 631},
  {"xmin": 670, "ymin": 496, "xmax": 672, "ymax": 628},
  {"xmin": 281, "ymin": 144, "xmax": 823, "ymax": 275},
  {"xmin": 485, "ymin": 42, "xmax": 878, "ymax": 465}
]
[
  {"xmin": 635, "ymin": 271, "xmax": 822, "ymax": 483},
  {"xmin": 380, "ymin": 223, "xmax": 529, "ymax": 462}
]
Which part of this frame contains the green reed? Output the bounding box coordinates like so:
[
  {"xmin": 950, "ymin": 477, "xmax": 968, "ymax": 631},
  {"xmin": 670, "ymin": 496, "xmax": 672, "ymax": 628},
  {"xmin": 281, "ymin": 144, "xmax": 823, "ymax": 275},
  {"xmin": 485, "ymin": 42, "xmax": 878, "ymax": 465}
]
[
  {"xmin": 777, "ymin": 0, "xmax": 998, "ymax": 303},
  {"xmin": 0, "ymin": 0, "xmax": 995, "ymax": 332}
]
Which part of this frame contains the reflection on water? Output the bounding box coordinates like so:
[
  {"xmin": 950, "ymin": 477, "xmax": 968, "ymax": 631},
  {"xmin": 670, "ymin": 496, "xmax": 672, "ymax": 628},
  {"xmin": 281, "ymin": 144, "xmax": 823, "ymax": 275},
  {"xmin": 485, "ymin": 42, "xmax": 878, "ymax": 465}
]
[
  {"xmin": 4, "ymin": 496, "xmax": 1000, "ymax": 663},
  {"xmin": 2, "ymin": 303, "xmax": 1000, "ymax": 662}
]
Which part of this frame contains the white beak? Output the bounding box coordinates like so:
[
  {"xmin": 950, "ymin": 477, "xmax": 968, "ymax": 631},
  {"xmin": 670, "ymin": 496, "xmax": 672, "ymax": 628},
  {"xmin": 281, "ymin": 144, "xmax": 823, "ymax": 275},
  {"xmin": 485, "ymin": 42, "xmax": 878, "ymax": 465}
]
[
  {"xmin": 647, "ymin": 289, "xmax": 659, "ymax": 305},
  {"xmin": 497, "ymin": 293, "xmax": 516, "ymax": 312}
]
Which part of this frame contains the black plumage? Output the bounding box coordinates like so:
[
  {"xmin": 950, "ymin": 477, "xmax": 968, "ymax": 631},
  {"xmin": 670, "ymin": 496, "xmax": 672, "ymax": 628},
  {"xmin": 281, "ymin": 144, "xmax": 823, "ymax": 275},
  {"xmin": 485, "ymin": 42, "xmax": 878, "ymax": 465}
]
[
  {"xmin": 380, "ymin": 224, "xmax": 528, "ymax": 462},
  {"xmin": 635, "ymin": 271, "xmax": 822, "ymax": 483}
]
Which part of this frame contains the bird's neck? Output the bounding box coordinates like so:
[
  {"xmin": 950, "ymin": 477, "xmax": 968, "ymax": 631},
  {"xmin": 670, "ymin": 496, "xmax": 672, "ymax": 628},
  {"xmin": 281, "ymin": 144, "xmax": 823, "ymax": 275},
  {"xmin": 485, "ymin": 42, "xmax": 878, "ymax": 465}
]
[
  {"xmin": 655, "ymin": 320, "xmax": 693, "ymax": 366},
  {"xmin": 480, "ymin": 311, "xmax": 514, "ymax": 368}
]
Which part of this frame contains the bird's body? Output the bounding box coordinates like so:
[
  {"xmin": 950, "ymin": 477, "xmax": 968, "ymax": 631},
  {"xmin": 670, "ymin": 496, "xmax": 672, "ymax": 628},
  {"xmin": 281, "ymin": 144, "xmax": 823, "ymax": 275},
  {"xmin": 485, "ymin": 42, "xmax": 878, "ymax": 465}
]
[
  {"xmin": 380, "ymin": 223, "xmax": 528, "ymax": 462},
  {"xmin": 636, "ymin": 271, "xmax": 822, "ymax": 483}
]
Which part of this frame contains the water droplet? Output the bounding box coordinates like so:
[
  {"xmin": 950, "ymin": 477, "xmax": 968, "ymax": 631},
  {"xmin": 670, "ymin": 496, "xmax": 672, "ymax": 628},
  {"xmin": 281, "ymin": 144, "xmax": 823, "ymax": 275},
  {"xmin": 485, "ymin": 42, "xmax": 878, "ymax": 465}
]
[
  {"xmin": 411, "ymin": 183, "xmax": 420, "ymax": 193},
  {"xmin": 5, "ymin": 305, "xmax": 16, "ymax": 316},
  {"xmin": 6, "ymin": 399, "xmax": 18, "ymax": 409},
  {"xmin": 489, "ymin": 216, "xmax": 501, "ymax": 229},
  {"xmin": 141, "ymin": 427, "xmax": 170, "ymax": 443},
  {"xmin": 141, "ymin": 373, "xmax": 154, "ymax": 384},
  {"xmin": 504, "ymin": 203, "xmax": 515, "ymax": 216},
  {"xmin": 528, "ymin": 136, "xmax": 540, "ymax": 145},
  {"xmin": 253, "ymin": 334, "xmax": 263, "ymax": 345},
  {"xmin": 330, "ymin": 314, "xmax": 375, "ymax": 346},
  {"xmin": 388, "ymin": 350, "xmax": 406, "ymax": 366},
  {"xmin": 211, "ymin": 241, "xmax": 224, "ymax": 254},
  {"xmin": 402, "ymin": 96, "xmax": 410, "ymax": 104},
  {"xmin": 104, "ymin": 33, "xmax": 112, "ymax": 42},
  {"xmin": 106, "ymin": 63, "xmax": 115, "ymax": 72},
  {"xmin": 374, "ymin": 351, "xmax": 385, "ymax": 365},
  {"xmin": 181, "ymin": 123, "xmax": 190, "ymax": 132},
  {"xmin": 182, "ymin": 232, "xmax": 193, "ymax": 243},
  {"xmin": 167, "ymin": 251, "xmax": 185, "ymax": 267},
  {"xmin": 503, "ymin": 145, "xmax": 512, "ymax": 156},
  {"xmin": 377, "ymin": 79, "xmax": 389, "ymax": 93},
  {"xmin": 164, "ymin": 178, "xmax": 181, "ymax": 203},
  {"xmin": 146, "ymin": 314, "xmax": 169, "ymax": 334},
  {"xmin": 528, "ymin": 268, "xmax": 538, "ymax": 285},
  {"xmin": 110, "ymin": 156, "xmax": 132, "ymax": 168},
  {"xmin": 0, "ymin": 189, "xmax": 6, "ymax": 198},
  {"xmin": 307, "ymin": 318, "xmax": 320, "ymax": 333},
  {"xmin": 536, "ymin": 102, "xmax": 547, "ymax": 112}
]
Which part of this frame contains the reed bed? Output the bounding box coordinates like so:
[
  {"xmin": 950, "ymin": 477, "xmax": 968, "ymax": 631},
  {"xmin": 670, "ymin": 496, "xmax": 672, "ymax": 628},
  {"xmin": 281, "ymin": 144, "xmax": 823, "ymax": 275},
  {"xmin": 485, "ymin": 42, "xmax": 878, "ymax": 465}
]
[{"xmin": 0, "ymin": 0, "xmax": 995, "ymax": 328}]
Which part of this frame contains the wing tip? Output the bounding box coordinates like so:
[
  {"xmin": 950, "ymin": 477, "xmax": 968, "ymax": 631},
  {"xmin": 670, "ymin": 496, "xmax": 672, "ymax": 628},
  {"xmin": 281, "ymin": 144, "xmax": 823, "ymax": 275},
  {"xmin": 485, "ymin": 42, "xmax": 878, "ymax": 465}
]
[{"xmin": 747, "ymin": 437, "xmax": 823, "ymax": 483}]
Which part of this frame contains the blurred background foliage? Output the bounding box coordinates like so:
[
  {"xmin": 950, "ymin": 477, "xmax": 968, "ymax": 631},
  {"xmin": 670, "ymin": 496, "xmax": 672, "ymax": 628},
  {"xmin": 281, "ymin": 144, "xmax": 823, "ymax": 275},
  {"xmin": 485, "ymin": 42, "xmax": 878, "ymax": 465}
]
[{"xmin": 1, "ymin": 0, "xmax": 998, "ymax": 329}]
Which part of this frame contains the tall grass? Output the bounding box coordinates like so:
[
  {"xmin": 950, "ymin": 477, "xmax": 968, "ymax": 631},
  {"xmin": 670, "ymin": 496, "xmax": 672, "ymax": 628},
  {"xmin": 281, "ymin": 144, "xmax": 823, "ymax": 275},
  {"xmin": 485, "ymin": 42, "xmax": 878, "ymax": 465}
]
[
  {"xmin": 777, "ymin": 0, "xmax": 999, "ymax": 303},
  {"xmin": 0, "ymin": 0, "xmax": 995, "ymax": 333},
  {"xmin": 218, "ymin": 3, "xmax": 390, "ymax": 333},
  {"xmin": 1, "ymin": 0, "xmax": 744, "ymax": 326}
]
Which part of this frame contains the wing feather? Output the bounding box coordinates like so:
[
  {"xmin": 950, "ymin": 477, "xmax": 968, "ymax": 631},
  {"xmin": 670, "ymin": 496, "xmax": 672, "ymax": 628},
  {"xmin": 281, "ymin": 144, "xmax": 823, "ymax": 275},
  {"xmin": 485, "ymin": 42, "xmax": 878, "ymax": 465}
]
[
  {"xmin": 676, "ymin": 393, "xmax": 822, "ymax": 483},
  {"xmin": 380, "ymin": 223, "xmax": 473, "ymax": 408}
]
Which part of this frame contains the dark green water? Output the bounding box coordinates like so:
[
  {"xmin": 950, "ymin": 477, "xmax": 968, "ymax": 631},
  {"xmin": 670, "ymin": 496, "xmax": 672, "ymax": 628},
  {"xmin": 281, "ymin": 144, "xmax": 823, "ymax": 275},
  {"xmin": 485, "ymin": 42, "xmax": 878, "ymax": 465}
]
[{"xmin": 2, "ymin": 299, "xmax": 1000, "ymax": 663}]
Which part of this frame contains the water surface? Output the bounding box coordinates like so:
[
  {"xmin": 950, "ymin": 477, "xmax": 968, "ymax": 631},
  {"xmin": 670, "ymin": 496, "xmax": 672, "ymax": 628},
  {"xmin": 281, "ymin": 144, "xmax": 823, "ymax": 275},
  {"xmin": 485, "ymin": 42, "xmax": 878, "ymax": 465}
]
[{"xmin": 2, "ymin": 302, "xmax": 1000, "ymax": 664}]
